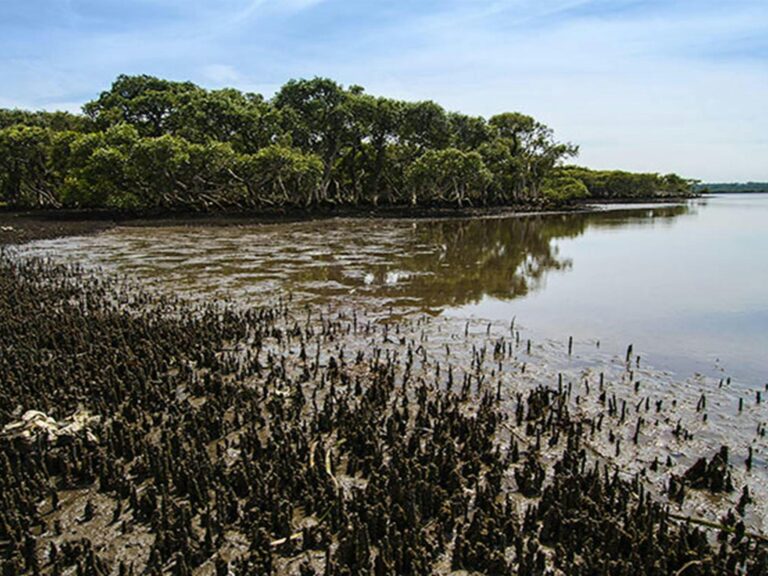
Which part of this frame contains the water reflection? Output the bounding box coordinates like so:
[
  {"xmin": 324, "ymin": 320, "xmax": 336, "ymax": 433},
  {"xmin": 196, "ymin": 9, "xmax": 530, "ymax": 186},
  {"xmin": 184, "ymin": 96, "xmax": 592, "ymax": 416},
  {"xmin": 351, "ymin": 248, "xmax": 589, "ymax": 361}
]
[
  {"xmin": 24, "ymin": 198, "xmax": 768, "ymax": 383},
  {"xmin": 400, "ymin": 205, "xmax": 690, "ymax": 309},
  {"xmin": 21, "ymin": 204, "xmax": 692, "ymax": 313}
]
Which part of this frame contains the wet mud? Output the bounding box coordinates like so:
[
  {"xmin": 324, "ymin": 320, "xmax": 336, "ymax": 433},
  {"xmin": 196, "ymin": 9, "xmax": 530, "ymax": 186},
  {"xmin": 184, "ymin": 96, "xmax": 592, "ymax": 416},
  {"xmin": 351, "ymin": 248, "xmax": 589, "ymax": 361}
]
[{"xmin": 1, "ymin": 251, "xmax": 766, "ymax": 575}]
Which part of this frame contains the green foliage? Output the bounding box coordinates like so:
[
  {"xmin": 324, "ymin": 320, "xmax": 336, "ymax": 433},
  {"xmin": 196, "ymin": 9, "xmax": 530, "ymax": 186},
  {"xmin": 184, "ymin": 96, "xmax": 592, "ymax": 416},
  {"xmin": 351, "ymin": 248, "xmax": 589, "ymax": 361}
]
[
  {"xmin": 559, "ymin": 166, "xmax": 696, "ymax": 199},
  {"xmin": 0, "ymin": 125, "xmax": 61, "ymax": 207},
  {"xmin": 235, "ymin": 145, "xmax": 323, "ymax": 208},
  {"xmin": 406, "ymin": 148, "xmax": 492, "ymax": 206},
  {"xmin": 0, "ymin": 74, "xmax": 692, "ymax": 212},
  {"xmin": 60, "ymin": 125, "xmax": 140, "ymax": 208},
  {"xmin": 83, "ymin": 74, "xmax": 202, "ymax": 136},
  {"xmin": 541, "ymin": 176, "xmax": 589, "ymax": 202},
  {"xmin": 695, "ymin": 182, "xmax": 768, "ymax": 193},
  {"xmin": 486, "ymin": 113, "xmax": 579, "ymax": 200},
  {"xmin": 399, "ymin": 101, "xmax": 453, "ymax": 152},
  {"xmin": 0, "ymin": 109, "xmax": 93, "ymax": 132},
  {"xmin": 489, "ymin": 112, "xmax": 537, "ymax": 146},
  {"xmin": 478, "ymin": 138, "xmax": 524, "ymax": 202},
  {"xmin": 449, "ymin": 113, "xmax": 493, "ymax": 150}
]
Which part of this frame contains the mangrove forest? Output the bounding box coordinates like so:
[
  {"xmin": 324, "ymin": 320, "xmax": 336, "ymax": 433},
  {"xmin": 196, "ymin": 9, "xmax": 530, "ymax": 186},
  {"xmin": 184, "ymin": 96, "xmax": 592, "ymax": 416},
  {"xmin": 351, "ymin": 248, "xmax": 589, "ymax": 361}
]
[{"xmin": 0, "ymin": 75, "xmax": 695, "ymax": 212}]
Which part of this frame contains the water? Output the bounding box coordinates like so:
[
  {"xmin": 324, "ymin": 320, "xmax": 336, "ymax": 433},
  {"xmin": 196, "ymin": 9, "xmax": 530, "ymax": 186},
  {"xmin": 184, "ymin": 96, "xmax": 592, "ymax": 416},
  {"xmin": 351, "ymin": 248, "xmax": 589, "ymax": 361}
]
[
  {"xmin": 451, "ymin": 195, "xmax": 768, "ymax": 386},
  {"xmin": 15, "ymin": 193, "xmax": 768, "ymax": 532},
  {"xmin": 21, "ymin": 194, "xmax": 768, "ymax": 387}
]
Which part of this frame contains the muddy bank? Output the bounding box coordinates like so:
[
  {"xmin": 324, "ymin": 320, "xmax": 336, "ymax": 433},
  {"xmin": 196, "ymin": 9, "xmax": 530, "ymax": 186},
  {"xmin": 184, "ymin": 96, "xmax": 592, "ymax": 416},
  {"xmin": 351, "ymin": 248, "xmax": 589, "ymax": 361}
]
[
  {"xmin": 1, "ymin": 253, "xmax": 765, "ymax": 575},
  {"xmin": 0, "ymin": 197, "xmax": 682, "ymax": 245},
  {"xmin": 0, "ymin": 204, "xmax": 563, "ymax": 246},
  {"xmin": 0, "ymin": 211, "xmax": 116, "ymax": 245},
  {"xmin": 574, "ymin": 195, "xmax": 695, "ymax": 206}
]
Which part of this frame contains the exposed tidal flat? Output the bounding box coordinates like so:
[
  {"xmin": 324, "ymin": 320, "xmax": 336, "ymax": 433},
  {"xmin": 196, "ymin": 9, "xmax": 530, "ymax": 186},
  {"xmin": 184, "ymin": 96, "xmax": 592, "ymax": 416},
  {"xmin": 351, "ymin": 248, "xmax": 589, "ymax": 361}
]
[
  {"xmin": 17, "ymin": 194, "xmax": 768, "ymax": 385},
  {"xmin": 2, "ymin": 194, "xmax": 767, "ymax": 574}
]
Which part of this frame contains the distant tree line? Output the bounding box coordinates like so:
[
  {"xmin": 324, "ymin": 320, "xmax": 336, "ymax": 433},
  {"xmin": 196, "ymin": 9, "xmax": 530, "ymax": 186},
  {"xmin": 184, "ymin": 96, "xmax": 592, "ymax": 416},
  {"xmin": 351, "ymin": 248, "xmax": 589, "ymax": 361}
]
[
  {"xmin": 556, "ymin": 166, "xmax": 696, "ymax": 200},
  {"xmin": 695, "ymin": 182, "xmax": 768, "ymax": 194},
  {"xmin": 0, "ymin": 75, "xmax": 695, "ymax": 211}
]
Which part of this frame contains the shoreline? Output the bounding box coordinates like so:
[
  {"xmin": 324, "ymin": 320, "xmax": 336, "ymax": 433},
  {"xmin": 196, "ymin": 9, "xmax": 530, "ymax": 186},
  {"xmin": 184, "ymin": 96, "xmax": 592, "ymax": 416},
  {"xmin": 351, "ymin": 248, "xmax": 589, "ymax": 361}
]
[
  {"xmin": 0, "ymin": 195, "xmax": 693, "ymax": 245},
  {"xmin": 1, "ymin": 251, "xmax": 764, "ymax": 575}
]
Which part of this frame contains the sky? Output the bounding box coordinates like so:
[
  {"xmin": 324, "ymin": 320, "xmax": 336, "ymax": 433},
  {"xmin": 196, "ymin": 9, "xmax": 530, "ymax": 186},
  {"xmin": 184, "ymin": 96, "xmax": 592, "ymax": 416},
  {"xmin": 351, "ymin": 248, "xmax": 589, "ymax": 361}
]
[{"xmin": 1, "ymin": 0, "xmax": 766, "ymax": 182}]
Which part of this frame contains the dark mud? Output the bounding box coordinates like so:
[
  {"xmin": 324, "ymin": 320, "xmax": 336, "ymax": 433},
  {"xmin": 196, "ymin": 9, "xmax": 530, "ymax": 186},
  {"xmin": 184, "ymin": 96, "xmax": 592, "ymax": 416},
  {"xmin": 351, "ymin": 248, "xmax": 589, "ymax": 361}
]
[
  {"xmin": 1, "ymin": 252, "xmax": 766, "ymax": 575},
  {"xmin": 0, "ymin": 212, "xmax": 115, "ymax": 245},
  {"xmin": 0, "ymin": 200, "xmax": 601, "ymax": 247}
]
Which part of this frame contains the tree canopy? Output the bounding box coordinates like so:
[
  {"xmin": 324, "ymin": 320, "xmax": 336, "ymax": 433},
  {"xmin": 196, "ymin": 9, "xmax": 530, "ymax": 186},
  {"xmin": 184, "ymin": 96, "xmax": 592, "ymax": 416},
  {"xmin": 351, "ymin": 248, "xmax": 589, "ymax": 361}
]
[
  {"xmin": 557, "ymin": 166, "xmax": 697, "ymax": 199},
  {"xmin": 0, "ymin": 74, "xmax": 693, "ymax": 211},
  {"xmin": 694, "ymin": 182, "xmax": 768, "ymax": 194}
]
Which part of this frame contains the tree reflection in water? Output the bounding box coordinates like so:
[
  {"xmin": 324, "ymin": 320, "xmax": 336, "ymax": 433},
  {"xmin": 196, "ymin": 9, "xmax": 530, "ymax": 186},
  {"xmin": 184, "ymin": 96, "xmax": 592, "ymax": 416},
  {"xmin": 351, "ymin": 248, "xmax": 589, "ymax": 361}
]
[
  {"xmin": 17, "ymin": 204, "xmax": 692, "ymax": 314},
  {"xmin": 354, "ymin": 204, "xmax": 691, "ymax": 312}
]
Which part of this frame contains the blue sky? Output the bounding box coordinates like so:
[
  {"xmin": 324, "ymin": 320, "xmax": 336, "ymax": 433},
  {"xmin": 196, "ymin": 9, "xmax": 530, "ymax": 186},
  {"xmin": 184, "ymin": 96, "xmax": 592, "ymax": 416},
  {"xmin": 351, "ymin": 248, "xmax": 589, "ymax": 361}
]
[{"xmin": 1, "ymin": 0, "xmax": 766, "ymax": 181}]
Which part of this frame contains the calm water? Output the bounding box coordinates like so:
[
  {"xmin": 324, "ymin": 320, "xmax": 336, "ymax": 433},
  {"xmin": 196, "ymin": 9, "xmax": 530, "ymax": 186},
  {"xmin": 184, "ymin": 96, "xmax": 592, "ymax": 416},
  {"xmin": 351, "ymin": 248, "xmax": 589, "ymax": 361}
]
[{"xmin": 22, "ymin": 194, "xmax": 768, "ymax": 386}]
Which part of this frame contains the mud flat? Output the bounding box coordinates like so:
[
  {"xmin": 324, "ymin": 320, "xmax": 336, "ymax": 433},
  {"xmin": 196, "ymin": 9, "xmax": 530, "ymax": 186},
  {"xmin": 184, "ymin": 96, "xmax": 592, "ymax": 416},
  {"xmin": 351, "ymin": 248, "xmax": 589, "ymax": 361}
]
[
  {"xmin": 14, "ymin": 196, "xmax": 767, "ymax": 388},
  {"xmin": 0, "ymin": 212, "xmax": 115, "ymax": 245},
  {"xmin": 0, "ymin": 202, "xmax": 574, "ymax": 247},
  {"xmin": 1, "ymin": 250, "xmax": 766, "ymax": 575}
]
